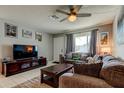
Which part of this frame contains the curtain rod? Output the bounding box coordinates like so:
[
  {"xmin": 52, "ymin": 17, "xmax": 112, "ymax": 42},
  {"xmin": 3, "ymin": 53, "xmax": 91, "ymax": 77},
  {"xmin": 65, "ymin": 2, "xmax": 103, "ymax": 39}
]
[{"xmin": 64, "ymin": 28, "xmax": 99, "ymax": 35}]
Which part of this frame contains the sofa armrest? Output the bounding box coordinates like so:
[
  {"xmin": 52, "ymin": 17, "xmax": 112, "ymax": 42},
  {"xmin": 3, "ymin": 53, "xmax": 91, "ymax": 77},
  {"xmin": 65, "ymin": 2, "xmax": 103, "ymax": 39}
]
[
  {"xmin": 59, "ymin": 73, "xmax": 112, "ymax": 88},
  {"xmin": 74, "ymin": 62, "xmax": 103, "ymax": 77},
  {"xmin": 100, "ymin": 61, "xmax": 124, "ymax": 87}
]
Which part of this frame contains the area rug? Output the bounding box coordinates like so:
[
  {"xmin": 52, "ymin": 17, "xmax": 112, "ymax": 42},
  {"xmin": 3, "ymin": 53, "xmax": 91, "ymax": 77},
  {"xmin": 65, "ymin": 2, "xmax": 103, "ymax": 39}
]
[{"xmin": 13, "ymin": 76, "xmax": 52, "ymax": 88}]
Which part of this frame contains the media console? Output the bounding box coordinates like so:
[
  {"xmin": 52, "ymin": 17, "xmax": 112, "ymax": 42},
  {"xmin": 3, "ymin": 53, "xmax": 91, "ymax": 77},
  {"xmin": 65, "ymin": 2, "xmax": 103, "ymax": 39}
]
[{"xmin": 1, "ymin": 57, "xmax": 47, "ymax": 77}]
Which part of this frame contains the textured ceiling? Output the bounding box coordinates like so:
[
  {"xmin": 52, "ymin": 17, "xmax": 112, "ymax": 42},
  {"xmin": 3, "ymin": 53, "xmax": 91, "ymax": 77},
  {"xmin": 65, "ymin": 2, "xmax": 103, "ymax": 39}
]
[{"xmin": 0, "ymin": 5, "xmax": 120, "ymax": 33}]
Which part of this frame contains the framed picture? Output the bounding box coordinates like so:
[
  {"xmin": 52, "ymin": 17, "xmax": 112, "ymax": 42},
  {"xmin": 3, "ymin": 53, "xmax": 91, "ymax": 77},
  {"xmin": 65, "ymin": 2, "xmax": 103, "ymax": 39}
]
[
  {"xmin": 117, "ymin": 14, "xmax": 124, "ymax": 45},
  {"xmin": 22, "ymin": 29, "xmax": 32, "ymax": 38},
  {"xmin": 35, "ymin": 32, "xmax": 42, "ymax": 42},
  {"xmin": 5, "ymin": 23, "xmax": 17, "ymax": 38},
  {"xmin": 100, "ymin": 32, "xmax": 109, "ymax": 46}
]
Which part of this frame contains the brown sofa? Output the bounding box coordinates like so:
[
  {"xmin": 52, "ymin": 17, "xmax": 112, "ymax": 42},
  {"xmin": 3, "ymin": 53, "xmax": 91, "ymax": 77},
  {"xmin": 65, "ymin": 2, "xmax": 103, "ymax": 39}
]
[{"xmin": 59, "ymin": 55, "xmax": 124, "ymax": 88}]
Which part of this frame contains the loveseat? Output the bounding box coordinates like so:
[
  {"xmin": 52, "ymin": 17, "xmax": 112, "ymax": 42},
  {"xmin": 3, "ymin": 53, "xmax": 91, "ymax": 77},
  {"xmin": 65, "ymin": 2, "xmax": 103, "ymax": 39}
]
[
  {"xmin": 59, "ymin": 55, "xmax": 124, "ymax": 88},
  {"xmin": 59, "ymin": 52, "xmax": 89, "ymax": 64}
]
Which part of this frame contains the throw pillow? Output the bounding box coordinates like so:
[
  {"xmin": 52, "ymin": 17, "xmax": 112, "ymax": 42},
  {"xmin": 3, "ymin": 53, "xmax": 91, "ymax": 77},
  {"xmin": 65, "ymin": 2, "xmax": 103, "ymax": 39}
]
[
  {"xmin": 93, "ymin": 55, "xmax": 100, "ymax": 62},
  {"xmin": 65, "ymin": 53, "xmax": 72, "ymax": 59},
  {"xmin": 87, "ymin": 57, "xmax": 94, "ymax": 63},
  {"xmin": 87, "ymin": 55, "xmax": 101, "ymax": 63},
  {"xmin": 72, "ymin": 53, "xmax": 81, "ymax": 60}
]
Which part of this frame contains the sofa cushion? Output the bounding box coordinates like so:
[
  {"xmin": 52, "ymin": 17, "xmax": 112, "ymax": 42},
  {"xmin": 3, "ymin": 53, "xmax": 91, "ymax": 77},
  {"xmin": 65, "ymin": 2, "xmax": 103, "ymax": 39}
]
[
  {"xmin": 59, "ymin": 74, "xmax": 112, "ymax": 88},
  {"xmin": 74, "ymin": 62, "xmax": 103, "ymax": 78},
  {"xmin": 100, "ymin": 61, "xmax": 124, "ymax": 87}
]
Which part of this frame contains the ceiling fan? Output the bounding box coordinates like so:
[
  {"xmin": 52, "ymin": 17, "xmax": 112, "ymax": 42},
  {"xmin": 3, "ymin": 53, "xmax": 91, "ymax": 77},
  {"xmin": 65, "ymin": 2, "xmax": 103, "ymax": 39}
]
[{"xmin": 56, "ymin": 5, "xmax": 91, "ymax": 22}]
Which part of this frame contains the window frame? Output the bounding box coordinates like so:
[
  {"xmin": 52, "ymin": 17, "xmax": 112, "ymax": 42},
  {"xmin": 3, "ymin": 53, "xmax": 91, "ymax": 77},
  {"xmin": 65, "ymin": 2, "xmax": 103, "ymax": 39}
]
[{"xmin": 74, "ymin": 32, "xmax": 91, "ymax": 53}]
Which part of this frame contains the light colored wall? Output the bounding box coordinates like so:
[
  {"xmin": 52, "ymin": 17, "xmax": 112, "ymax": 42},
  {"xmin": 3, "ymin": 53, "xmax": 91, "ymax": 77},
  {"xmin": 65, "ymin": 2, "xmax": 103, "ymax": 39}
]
[
  {"xmin": 0, "ymin": 18, "xmax": 53, "ymax": 61},
  {"xmin": 113, "ymin": 6, "xmax": 124, "ymax": 59},
  {"xmin": 53, "ymin": 24, "xmax": 113, "ymax": 55},
  {"xmin": 96, "ymin": 24, "xmax": 113, "ymax": 55}
]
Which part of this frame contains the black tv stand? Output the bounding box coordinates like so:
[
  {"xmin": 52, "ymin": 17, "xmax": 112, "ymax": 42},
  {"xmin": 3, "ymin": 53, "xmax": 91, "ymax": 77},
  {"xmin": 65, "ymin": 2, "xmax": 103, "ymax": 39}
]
[{"xmin": 1, "ymin": 57, "xmax": 47, "ymax": 77}]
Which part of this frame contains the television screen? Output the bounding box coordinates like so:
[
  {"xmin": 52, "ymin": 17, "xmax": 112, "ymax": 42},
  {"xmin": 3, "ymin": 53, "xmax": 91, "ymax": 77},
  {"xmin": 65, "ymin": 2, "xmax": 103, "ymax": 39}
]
[{"xmin": 13, "ymin": 44, "xmax": 38, "ymax": 59}]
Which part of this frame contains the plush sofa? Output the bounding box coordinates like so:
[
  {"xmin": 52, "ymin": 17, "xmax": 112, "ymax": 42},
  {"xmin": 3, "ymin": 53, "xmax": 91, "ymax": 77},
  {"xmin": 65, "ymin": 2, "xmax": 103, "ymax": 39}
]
[
  {"xmin": 59, "ymin": 52, "xmax": 89, "ymax": 64},
  {"xmin": 59, "ymin": 55, "xmax": 124, "ymax": 88}
]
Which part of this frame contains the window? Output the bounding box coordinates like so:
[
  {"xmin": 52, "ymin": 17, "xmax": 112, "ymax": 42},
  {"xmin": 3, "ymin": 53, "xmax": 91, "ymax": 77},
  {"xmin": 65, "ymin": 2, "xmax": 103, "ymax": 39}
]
[{"xmin": 74, "ymin": 32, "xmax": 91, "ymax": 53}]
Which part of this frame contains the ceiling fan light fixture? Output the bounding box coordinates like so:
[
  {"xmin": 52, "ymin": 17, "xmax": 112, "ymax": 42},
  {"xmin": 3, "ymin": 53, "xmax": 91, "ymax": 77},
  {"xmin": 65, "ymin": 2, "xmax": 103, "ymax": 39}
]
[{"xmin": 68, "ymin": 14, "xmax": 77, "ymax": 22}]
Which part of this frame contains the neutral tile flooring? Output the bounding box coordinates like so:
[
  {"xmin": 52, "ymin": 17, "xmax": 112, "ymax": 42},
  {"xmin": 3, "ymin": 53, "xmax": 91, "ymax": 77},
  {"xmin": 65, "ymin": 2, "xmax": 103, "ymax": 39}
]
[{"xmin": 0, "ymin": 61, "xmax": 55, "ymax": 88}]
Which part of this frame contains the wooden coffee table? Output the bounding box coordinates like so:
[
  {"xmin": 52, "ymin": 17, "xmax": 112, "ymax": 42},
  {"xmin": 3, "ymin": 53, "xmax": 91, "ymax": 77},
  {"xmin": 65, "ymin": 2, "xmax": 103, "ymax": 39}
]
[{"xmin": 40, "ymin": 64, "xmax": 73, "ymax": 87}]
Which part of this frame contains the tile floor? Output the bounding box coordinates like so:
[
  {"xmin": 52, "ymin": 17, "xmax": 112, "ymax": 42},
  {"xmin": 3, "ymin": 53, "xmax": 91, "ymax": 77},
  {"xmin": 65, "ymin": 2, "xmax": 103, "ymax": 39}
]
[{"xmin": 0, "ymin": 61, "xmax": 55, "ymax": 88}]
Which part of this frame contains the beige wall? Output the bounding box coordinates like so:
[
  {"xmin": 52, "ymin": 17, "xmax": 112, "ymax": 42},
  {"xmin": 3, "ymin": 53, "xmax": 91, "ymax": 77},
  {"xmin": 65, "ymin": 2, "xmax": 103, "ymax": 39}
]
[
  {"xmin": 0, "ymin": 18, "xmax": 53, "ymax": 61},
  {"xmin": 96, "ymin": 24, "xmax": 113, "ymax": 55},
  {"xmin": 53, "ymin": 24, "xmax": 113, "ymax": 55},
  {"xmin": 113, "ymin": 6, "xmax": 124, "ymax": 59}
]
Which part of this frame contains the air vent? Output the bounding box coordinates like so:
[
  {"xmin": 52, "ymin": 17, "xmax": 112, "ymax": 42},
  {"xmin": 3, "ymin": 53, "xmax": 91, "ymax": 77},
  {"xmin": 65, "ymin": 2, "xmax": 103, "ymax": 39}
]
[{"xmin": 49, "ymin": 15, "xmax": 59, "ymax": 20}]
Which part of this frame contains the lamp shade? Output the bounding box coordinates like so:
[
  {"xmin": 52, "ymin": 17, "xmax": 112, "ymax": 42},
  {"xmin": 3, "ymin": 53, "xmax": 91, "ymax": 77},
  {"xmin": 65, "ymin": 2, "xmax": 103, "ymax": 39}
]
[{"xmin": 101, "ymin": 47, "xmax": 111, "ymax": 55}]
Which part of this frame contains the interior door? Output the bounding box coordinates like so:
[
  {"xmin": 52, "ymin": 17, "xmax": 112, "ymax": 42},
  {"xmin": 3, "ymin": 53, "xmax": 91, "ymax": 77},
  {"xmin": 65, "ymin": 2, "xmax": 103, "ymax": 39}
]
[{"xmin": 53, "ymin": 36, "xmax": 65, "ymax": 62}]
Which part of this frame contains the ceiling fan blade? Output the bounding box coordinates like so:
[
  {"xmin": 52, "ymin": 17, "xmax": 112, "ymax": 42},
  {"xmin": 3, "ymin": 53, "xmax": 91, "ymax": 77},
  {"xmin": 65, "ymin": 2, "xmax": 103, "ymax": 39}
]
[
  {"xmin": 56, "ymin": 9, "xmax": 70, "ymax": 15},
  {"xmin": 77, "ymin": 13, "xmax": 91, "ymax": 17},
  {"xmin": 75, "ymin": 5, "xmax": 82, "ymax": 12},
  {"xmin": 60, "ymin": 17, "xmax": 68, "ymax": 22},
  {"xmin": 77, "ymin": 5, "xmax": 82, "ymax": 12}
]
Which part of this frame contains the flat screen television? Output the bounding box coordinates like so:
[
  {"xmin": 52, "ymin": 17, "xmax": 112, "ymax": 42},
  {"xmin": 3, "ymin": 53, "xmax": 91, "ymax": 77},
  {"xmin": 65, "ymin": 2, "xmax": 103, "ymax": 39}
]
[{"xmin": 13, "ymin": 44, "xmax": 38, "ymax": 60}]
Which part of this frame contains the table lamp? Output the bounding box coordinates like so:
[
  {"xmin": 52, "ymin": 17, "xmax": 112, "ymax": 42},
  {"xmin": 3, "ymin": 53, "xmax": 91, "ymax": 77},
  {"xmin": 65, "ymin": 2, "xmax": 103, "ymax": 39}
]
[{"xmin": 101, "ymin": 47, "xmax": 111, "ymax": 55}]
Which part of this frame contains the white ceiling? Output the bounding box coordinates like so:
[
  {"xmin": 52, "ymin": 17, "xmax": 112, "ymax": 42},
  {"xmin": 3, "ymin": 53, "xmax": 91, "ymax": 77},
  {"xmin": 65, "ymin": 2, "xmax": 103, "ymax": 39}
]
[{"xmin": 0, "ymin": 5, "xmax": 120, "ymax": 34}]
